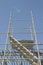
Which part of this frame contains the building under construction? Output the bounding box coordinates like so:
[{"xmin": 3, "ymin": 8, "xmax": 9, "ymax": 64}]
[{"xmin": 0, "ymin": 11, "xmax": 43, "ymax": 65}]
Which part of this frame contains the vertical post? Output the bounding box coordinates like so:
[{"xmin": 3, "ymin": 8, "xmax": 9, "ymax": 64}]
[
  {"xmin": 2, "ymin": 11, "xmax": 12, "ymax": 65},
  {"xmin": 31, "ymin": 11, "xmax": 41, "ymax": 65},
  {"xmin": 6, "ymin": 11, "xmax": 12, "ymax": 50}
]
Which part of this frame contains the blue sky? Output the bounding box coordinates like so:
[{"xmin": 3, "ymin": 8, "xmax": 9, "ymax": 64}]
[
  {"xmin": 0, "ymin": 1, "xmax": 43, "ymax": 65},
  {"xmin": 0, "ymin": 0, "xmax": 43, "ymax": 46}
]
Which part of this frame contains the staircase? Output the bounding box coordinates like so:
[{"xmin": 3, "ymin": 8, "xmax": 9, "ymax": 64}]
[{"xmin": 9, "ymin": 36, "xmax": 39, "ymax": 65}]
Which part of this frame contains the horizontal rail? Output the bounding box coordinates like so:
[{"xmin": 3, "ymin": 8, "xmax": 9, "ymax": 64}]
[
  {"xmin": 12, "ymin": 19, "xmax": 32, "ymax": 22},
  {"xmin": 0, "ymin": 43, "xmax": 43, "ymax": 45},
  {"xmin": 0, "ymin": 58, "xmax": 42, "ymax": 63},
  {"xmin": 11, "ymin": 27, "xmax": 32, "ymax": 30},
  {"xmin": 0, "ymin": 51, "xmax": 43, "ymax": 56},
  {"xmin": 0, "ymin": 58, "xmax": 39, "ymax": 62},
  {"xmin": 0, "ymin": 32, "xmax": 43, "ymax": 34}
]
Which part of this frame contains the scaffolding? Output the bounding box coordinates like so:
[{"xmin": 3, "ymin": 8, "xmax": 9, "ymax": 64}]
[{"xmin": 0, "ymin": 11, "xmax": 43, "ymax": 65}]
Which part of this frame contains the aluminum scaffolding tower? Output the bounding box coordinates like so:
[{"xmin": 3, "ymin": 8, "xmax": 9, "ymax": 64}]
[{"xmin": 0, "ymin": 11, "xmax": 43, "ymax": 65}]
